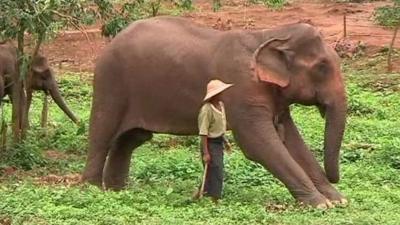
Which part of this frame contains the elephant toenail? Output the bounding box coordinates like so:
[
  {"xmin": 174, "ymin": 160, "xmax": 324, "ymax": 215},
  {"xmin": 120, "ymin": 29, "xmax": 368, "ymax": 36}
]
[
  {"xmin": 326, "ymin": 200, "xmax": 334, "ymax": 208},
  {"xmin": 316, "ymin": 203, "xmax": 328, "ymax": 209}
]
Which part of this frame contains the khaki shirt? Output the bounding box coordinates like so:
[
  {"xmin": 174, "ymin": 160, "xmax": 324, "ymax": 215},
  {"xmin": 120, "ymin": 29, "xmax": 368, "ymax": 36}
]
[{"xmin": 198, "ymin": 101, "xmax": 227, "ymax": 138}]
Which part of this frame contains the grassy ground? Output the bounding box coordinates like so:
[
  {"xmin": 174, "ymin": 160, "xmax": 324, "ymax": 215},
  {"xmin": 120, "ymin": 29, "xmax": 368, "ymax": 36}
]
[{"xmin": 0, "ymin": 64, "xmax": 400, "ymax": 224}]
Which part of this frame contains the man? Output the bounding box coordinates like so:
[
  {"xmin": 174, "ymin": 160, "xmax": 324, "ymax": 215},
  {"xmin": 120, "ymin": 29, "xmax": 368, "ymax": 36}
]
[{"xmin": 193, "ymin": 79, "xmax": 233, "ymax": 203}]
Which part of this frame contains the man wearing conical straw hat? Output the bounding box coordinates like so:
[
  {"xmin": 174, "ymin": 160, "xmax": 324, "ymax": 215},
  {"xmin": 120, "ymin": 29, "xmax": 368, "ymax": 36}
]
[{"xmin": 193, "ymin": 79, "xmax": 233, "ymax": 203}]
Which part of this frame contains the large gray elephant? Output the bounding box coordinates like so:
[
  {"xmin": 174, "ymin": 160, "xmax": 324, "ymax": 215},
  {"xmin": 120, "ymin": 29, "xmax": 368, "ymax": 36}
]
[
  {"xmin": 82, "ymin": 16, "xmax": 347, "ymax": 208},
  {"xmin": 0, "ymin": 42, "xmax": 78, "ymax": 124}
]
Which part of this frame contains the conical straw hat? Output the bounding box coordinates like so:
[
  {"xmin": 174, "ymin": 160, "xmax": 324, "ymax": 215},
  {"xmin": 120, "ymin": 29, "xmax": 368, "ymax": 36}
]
[{"xmin": 203, "ymin": 79, "xmax": 233, "ymax": 101}]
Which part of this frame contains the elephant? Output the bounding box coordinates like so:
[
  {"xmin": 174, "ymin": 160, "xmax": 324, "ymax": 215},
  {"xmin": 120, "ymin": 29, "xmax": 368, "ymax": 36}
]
[
  {"xmin": 0, "ymin": 41, "xmax": 17, "ymax": 100},
  {"xmin": 82, "ymin": 16, "xmax": 347, "ymax": 208},
  {"xmin": 0, "ymin": 41, "xmax": 78, "ymax": 124},
  {"xmin": 26, "ymin": 55, "xmax": 78, "ymax": 124}
]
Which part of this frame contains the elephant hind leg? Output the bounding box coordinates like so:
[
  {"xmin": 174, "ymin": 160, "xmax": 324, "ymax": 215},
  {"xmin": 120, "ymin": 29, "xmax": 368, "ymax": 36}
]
[
  {"xmin": 103, "ymin": 128, "xmax": 153, "ymax": 190},
  {"xmin": 82, "ymin": 109, "xmax": 121, "ymax": 188}
]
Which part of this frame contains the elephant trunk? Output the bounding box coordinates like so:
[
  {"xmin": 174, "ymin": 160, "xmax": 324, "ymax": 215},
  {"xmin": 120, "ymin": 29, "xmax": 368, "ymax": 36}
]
[
  {"xmin": 49, "ymin": 83, "xmax": 78, "ymax": 124},
  {"xmin": 323, "ymin": 99, "xmax": 347, "ymax": 183}
]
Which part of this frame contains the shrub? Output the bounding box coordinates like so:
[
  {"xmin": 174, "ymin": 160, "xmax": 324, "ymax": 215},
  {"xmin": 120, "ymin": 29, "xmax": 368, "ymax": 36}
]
[
  {"xmin": 374, "ymin": 0, "xmax": 400, "ymax": 27},
  {"xmin": 0, "ymin": 133, "xmax": 47, "ymax": 171},
  {"xmin": 249, "ymin": 0, "xmax": 287, "ymax": 9}
]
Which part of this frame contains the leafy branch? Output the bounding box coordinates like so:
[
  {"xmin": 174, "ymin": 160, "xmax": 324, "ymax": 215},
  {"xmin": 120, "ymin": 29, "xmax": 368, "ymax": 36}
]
[
  {"xmin": 375, "ymin": 0, "xmax": 400, "ymax": 28},
  {"xmin": 0, "ymin": 0, "xmax": 105, "ymax": 142}
]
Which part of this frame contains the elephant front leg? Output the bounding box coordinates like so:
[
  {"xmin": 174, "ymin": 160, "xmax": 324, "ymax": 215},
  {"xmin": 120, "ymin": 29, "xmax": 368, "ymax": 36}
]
[
  {"xmin": 233, "ymin": 118, "xmax": 332, "ymax": 208},
  {"xmin": 281, "ymin": 111, "xmax": 347, "ymax": 205}
]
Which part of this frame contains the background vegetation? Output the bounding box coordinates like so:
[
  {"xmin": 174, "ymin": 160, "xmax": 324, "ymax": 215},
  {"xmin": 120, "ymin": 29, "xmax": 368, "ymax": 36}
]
[
  {"xmin": 374, "ymin": 0, "xmax": 400, "ymax": 27},
  {"xmin": 0, "ymin": 0, "xmax": 400, "ymax": 224},
  {"xmin": 1, "ymin": 61, "xmax": 400, "ymax": 224}
]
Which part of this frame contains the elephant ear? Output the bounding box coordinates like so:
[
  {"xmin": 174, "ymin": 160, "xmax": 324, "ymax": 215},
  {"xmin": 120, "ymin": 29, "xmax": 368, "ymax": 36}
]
[
  {"xmin": 251, "ymin": 37, "xmax": 295, "ymax": 88},
  {"xmin": 31, "ymin": 55, "xmax": 50, "ymax": 73}
]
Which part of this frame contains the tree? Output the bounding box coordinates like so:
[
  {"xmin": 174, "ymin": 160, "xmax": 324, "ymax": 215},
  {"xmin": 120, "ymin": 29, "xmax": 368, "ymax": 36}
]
[
  {"xmin": 374, "ymin": 0, "xmax": 400, "ymax": 71},
  {"xmin": 0, "ymin": 0, "xmax": 108, "ymax": 142},
  {"xmin": 99, "ymin": 0, "xmax": 163, "ymax": 38},
  {"xmin": 375, "ymin": 0, "xmax": 400, "ymax": 27}
]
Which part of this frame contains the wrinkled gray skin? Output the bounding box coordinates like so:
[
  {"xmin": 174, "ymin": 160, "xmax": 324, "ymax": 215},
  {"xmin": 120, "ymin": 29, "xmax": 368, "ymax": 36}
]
[
  {"xmin": 0, "ymin": 42, "xmax": 78, "ymax": 124},
  {"xmin": 82, "ymin": 16, "xmax": 347, "ymax": 208}
]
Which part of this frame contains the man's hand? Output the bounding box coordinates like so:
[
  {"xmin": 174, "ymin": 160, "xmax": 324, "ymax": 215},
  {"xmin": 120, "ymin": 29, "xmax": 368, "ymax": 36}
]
[
  {"xmin": 223, "ymin": 136, "xmax": 232, "ymax": 154},
  {"xmin": 224, "ymin": 142, "xmax": 232, "ymax": 154},
  {"xmin": 203, "ymin": 153, "xmax": 211, "ymax": 164}
]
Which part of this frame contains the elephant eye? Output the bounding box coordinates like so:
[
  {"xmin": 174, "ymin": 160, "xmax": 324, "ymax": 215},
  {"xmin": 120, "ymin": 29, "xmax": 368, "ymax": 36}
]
[
  {"xmin": 310, "ymin": 60, "xmax": 331, "ymax": 80},
  {"xmin": 317, "ymin": 61, "xmax": 330, "ymax": 74}
]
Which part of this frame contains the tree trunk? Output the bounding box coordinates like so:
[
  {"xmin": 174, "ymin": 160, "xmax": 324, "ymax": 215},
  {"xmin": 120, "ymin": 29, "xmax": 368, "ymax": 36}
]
[
  {"xmin": 11, "ymin": 29, "xmax": 28, "ymax": 143},
  {"xmin": 1, "ymin": 122, "xmax": 7, "ymax": 152},
  {"xmin": 387, "ymin": 25, "xmax": 399, "ymax": 72}
]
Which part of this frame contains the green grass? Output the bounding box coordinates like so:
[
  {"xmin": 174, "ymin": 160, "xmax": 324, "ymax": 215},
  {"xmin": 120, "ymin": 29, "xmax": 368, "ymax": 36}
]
[
  {"xmin": 374, "ymin": 2, "xmax": 400, "ymax": 28},
  {"xmin": 248, "ymin": 0, "xmax": 287, "ymax": 9},
  {"xmin": 1, "ymin": 67, "xmax": 400, "ymax": 224}
]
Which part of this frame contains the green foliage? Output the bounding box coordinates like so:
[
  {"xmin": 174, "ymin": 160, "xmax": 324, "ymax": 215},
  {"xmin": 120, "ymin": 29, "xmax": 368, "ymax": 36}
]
[
  {"xmin": 249, "ymin": 0, "xmax": 287, "ymax": 9},
  {"xmin": 0, "ymin": 136, "xmax": 47, "ymax": 171},
  {"xmin": 265, "ymin": 0, "xmax": 287, "ymax": 8},
  {"xmin": 100, "ymin": 16, "xmax": 129, "ymax": 38},
  {"xmin": 0, "ymin": 73, "xmax": 91, "ymax": 170},
  {"xmin": 0, "ymin": 0, "xmax": 106, "ymax": 143},
  {"xmin": 0, "ymin": 0, "xmax": 95, "ymax": 41},
  {"xmin": 100, "ymin": 0, "xmax": 193, "ymax": 38},
  {"xmin": 213, "ymin": 0, "xmax": 222, "ymax": 12},
  {"xmin": 374, "ymin": 0, "xmax": 400, "ymax": 27},
  {"xmin": 1, "ymin": 68, "xmax": 400, "ymax": 223},
  {"xmin": 174, "ymin": 0, "xmax": 193, "ymax": 10},
  {"xmin": 100, "ymin": 0, "xmax": 165, "ymax": 37}
]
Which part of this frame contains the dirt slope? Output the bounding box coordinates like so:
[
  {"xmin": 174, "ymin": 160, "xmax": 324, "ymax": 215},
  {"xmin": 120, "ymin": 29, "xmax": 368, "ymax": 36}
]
[{"xmin": 41, "ymin": 1, "xmax": 398, "ymax": 72}]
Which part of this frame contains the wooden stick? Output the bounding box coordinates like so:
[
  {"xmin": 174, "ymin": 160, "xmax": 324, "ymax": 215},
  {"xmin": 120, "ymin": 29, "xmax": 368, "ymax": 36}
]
[
  {"xmin": 199, "ymin": 163, "xmax": 208, "ymax": 198},
  {"xmin": 343, "ymin": 14, "xmax": 347, "ymax": 38},
  {"xmin": 388, "ymin": 25, "xmax": 399, "ymax": 72}
]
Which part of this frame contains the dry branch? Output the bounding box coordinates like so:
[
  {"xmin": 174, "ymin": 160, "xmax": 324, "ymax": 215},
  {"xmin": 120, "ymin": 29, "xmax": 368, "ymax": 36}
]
[{"xmin": 388, "ymin": 25, "xmax": 399, "ymax": 72}]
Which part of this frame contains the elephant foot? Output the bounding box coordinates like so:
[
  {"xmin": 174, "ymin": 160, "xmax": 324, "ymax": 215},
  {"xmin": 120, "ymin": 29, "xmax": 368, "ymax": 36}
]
[
  {"xmin": 81, "ymin": 171, "xmax": 103, "ymax": 189},
  {"xmin": 297, "ymin": 192, "xmax": 334, "ymax": 209},
  {"xmin": 82, "ymin": 177, "xmax": 103, "ymax": 189},
  {"xmin": 104, "ymin": 184, "xmax": 126, "ymax": 191},
  {"xmin": 103, "ymin": 177, "xmax": 128, "ymax": 191},
  {"xmin": 104, "ymin": 183, "xmax": 126, "ymax": 191},
  {"xmin": 318, "ymin": 185, "xmax": 348, "ymax": 206}
]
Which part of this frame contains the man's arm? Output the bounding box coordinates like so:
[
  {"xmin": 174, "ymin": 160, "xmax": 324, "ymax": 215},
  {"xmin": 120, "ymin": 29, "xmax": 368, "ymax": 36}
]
[
  {"xmin": 198, "ymin": 104, "xmax": 212, "ymax": 163},
  {"xmin": 200, "ymin": 135, "xmax": 210, "ymax": 163}
]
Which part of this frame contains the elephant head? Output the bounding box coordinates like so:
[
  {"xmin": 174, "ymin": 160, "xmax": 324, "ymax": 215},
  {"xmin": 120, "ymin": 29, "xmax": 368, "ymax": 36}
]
[
  {"xmin": 28, "ymin": 55, "xmax": 78, "ymax": 124},
  {"xmin": 250, "ymin": 24, "xmax": 347, "ymax": 183}
]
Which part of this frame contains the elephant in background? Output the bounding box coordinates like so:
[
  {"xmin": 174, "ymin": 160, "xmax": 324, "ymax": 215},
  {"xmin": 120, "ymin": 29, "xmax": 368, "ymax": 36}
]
[
  {"xmin": 26, "ymin": 55, "xmax": 78, "ymax": 124},
  {"xmin": 82, "ymin": 16, "xmax": 347, "ymax": 208},
  {"xmin": 0, "ymin": 42, "xmax": 16, "ymax": 100},
  {"xmin": 0, "ymin": 41, "xmax": 78, "ymax": 124}
]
